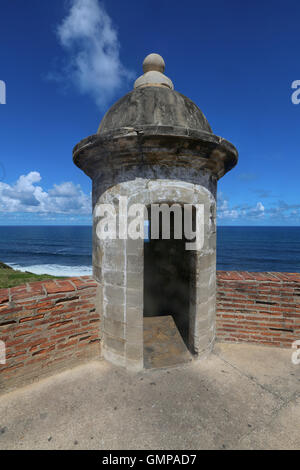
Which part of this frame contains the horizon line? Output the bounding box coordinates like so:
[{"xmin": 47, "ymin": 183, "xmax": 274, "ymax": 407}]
[{"xmin": 0, "ymin": 225, "xmax": 300, "ymax": 228}]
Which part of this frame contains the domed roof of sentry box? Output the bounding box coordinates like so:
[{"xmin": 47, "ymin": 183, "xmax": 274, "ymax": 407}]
[{"xmin": 97, "ymin": 53, "xmax": 213, "ymax": 135}]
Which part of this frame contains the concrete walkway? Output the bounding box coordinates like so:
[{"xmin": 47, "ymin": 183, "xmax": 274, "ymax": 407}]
[{"xmin": 0, "ymin": 343, "xmax": 299, "ymax": 450}]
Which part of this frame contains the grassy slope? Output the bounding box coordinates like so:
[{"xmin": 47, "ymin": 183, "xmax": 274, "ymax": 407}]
[{"xmin": 0, "ymin": 262, "xmax": 61, "ymax": 289}]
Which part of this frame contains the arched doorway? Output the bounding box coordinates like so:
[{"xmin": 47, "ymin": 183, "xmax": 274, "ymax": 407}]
[
  {"xmin": 143, "ymin": 204, "xmax": 195, "ymax": 368},
  {"xmin": 98, "ymin": 179, "xmax": 216, "ymax": 371}
]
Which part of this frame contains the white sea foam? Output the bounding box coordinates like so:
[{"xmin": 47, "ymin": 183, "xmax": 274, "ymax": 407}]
[{"xmin": 7, "ymin": 263, "xmax": 93, "ymax": 277}]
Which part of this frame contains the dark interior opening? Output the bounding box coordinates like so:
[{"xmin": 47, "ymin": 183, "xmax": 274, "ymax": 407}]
[{"xmin": 143, "ymin": 205, "xmax": 195, "ymax": 362}]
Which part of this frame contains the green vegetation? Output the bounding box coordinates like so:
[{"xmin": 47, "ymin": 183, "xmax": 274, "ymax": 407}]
[{"xmin": 0, "ymin": 262, "xmax": 61, "ymax": 289}]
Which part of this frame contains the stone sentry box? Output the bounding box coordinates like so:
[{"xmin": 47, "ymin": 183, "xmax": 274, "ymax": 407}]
[{"xmin": 73, "ymin": 54, "xmax": 238, "ymax": 371}]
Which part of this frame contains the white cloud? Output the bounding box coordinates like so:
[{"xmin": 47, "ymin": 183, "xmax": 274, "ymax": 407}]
[
  {"xmin": 217, "ymin": 194, "xmax": 238, "ymax": 219},
  {"xmin": 217, "ymin": 193, "xmax": 300, "ymax": 223},
  {"xmin": 49, "ymin": 181, "xmax": 82, "ymax": 198},
  {"xmin": 55, "ymin": 0, "xmax": 134, "ymax": 107},
  {"xmin": 0, "ymin": 172, "xmax": 91, "ymax": 215},
  {"xmin": 250, "ymin": 201, "xmax": 265, "ymax": 218},
  {"xmin": 218, "ymin": 194, "xmax": 265, "ymax": 220}
]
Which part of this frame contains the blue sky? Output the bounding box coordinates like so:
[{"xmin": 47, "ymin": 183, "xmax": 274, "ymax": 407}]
[{"xmin": 0, "ymin": 0, "xmax": 299, "ymax": 226}]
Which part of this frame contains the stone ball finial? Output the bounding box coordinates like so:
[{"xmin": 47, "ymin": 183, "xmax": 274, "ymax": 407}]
[
  {"xmin": 134, "ymin": 52, "xmax": 174, "ymax": 90},
  {"xmin": 143, "ymin": 53, "xmax": 165, "ymax": 74}
]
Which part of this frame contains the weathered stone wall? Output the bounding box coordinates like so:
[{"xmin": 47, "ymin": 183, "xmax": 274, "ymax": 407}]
[
  {"xmin": 0, "ymin": 277, "xmax": 101, "ymax": 393},
  {"xmin": 216, "ymin": 271, "xmax": 300, "ymax": 347},
  {"xmin": 95, "ymin": 179, "xmax": 217, "ymax": 370}
]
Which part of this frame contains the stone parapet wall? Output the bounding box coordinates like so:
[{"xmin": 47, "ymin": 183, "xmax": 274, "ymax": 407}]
[
  {"xmin": 0, "ymin": 271, "xmax": 299, "ymax": 393},
  {"xmin": 216, "ymin": 271, "xmax": 300, "ymax": 347},
  {"xmin": 0, "ymin": 277, "xmax": 101, "ymax": 393}
]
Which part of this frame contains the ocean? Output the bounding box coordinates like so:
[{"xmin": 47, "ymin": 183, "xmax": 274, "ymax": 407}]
[{"xmin": 0, "ymin": 226, "xmax": 299, "ymax": 275}]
